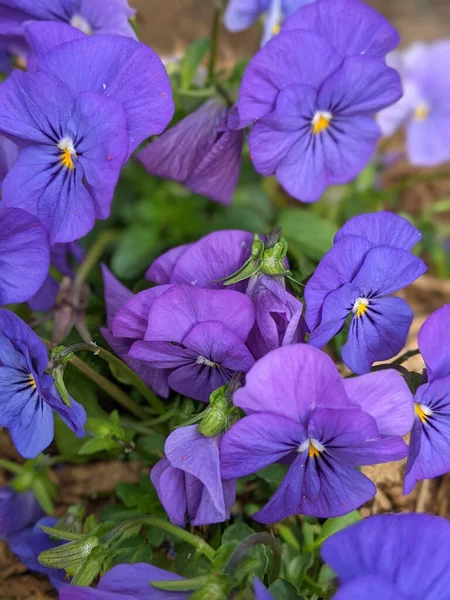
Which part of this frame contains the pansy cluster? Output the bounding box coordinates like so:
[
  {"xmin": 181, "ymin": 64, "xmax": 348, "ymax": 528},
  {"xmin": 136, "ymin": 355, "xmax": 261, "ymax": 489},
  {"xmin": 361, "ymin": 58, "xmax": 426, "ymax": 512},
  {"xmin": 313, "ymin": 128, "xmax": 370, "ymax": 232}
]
[{"xmin": 0, "ymin": 0, "xmax": 449, "ymax": 598}]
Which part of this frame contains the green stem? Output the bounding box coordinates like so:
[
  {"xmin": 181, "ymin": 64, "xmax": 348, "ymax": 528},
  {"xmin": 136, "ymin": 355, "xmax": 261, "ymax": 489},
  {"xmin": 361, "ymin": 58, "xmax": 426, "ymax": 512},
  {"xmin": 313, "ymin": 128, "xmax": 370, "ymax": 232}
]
[
  {"xmin": 207, "ymin": 0, "xmax": 224, "ymax": 84},
  {"xmin": 72, "ymin": 230, "xmax": 119, "ymax": 297},
  {"xmin": 225, "ymin": 533, "xmax": 282, "ymax": 585},
  {"xmin": 0, "ymin": 458, "xmax": 24, "ymax": 475},
  {"xmin": 392, "ymin": 348, "xmax": 420, "ymax": 365},
  {"xmin": 101, "ymin": 516, "xmax": 215, "ymax": 561},
  {"xmin": 304, "ymin": 574, "xmax": 325, "ymax": 596},
  {"xmin": 53, "ymin": 342, "xmax": 165, "ymax": 415}
]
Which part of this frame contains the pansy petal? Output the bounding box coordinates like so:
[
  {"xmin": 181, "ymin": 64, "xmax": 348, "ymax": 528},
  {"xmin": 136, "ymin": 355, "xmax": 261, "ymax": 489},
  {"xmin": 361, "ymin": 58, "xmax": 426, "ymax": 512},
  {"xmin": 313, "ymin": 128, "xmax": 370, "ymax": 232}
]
[
  {"xmin": 168, "ymin": 362, "xmax": 229, "ymax": 403},
  {"xmin": 343, "ymin": 371, "xmax": 414, "ymax": 436},
  {"xmin": 151, "ymin": 458, "xmax": 186, "ymax": 526},
  {"xmin": 334, "ymin": 212, "xmax": 422, "ymax": 251},
  {"xmin": 304, "ymin": 235, "xmax": 374, "ymax": 331},
  {"xmin": 418, "ymin": 304, "xmax": 450, "ymax": 381},
  {"xmin": 308, "ymin": 283, "xmax": 353, "ymax": 348},
  {"xmin": 220, "ymin": 412, "xmax": 305, "ymax": 479},
  {"xmin": 253, "ymin": 578, "xmax": 274, "ymax": 600},
  {"xmin": 0, "ymin": 309, "xmax": 48, "ymax": 374},
  {"xmin": 170, "ymin": 230, "xmax": 254, "ymax": 292},
  {"xmin": 146, "ymin": 244, "xmax": 191, "ymax": 284},
  {"xmin": 37, "ymin": 36, "xmax": 174, "ymax": 155},
  {"xmin": 8, "ymin": 392, "xmax": 54, "ymax": 458},
  {"xmin": 332, "ymin": 577, "xmax": 406, "ymax": 600},
  {"xmin": 112, "ymin": 285, "xmax": 172, "ymax": 340},
  {"xmin": 101, "ymin": 264, "xmax": 132, "ymax": 328},
  {"xmin": 129, "ymin": 340, "xmax": 194, "ymax": 369},
  {"xmin": 237, "ymin": 30, "xmax": 342, "ymax": 126},
  {"xmin": 24, "ymin": 22, "xmax": 85, "ymax": 71},
  {"xmin": 43, "ymin": 383, "xmax": 86, "ymax": 437},
  {"xmin": 144, "ymin": 285, "xmax": 255, "ymax": 343},
  {"xmin": 0, "ymin": 208, "xmax": 49, "ymax": 305},
  {"xmin": 224, "ymin": 0, "xmax": 265, "ymax": 32},
  {"xmin": 282, "ymin": 0, "xmax": 400, "ymax": 59},
  {"xmin": 343, "ymin": 296, "xmax": 413, "ymax": 374},
  {"xmin": 233, "ymin": 345, "xmax": 351, "ymax": 423},
  {"xmin": 406, "ymin": 110, "xmax": 450, "ymax": 166}
]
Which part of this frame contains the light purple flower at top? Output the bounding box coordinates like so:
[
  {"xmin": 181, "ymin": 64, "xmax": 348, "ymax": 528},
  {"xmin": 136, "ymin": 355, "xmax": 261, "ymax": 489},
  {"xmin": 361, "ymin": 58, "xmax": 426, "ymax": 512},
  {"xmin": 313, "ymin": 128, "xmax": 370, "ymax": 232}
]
[
  {"xmin": 59, "ymin": 563, "xmax": 189, "ymax": 600},
  {"xmin": 0, "ymin": 487, "xmax": 43, "ymax": 539},
  {"xmin": 126, "ymin": 285, "xmax": 255, "ymax": 402},
  {"xmin": 220, "ymin": 344, "xmax": 410, "ymax": 523},
  {"xmin": 224, "ymin": 0, "xmax": 314, "ymax": 46},
  {"xmin": 0, "ymin": 27, "xmax": 173, "ymax": 243},
  {"xmin": 0, "ymin": 207, "xmax": 50, "ymax": 306},
  {"xmin": 238, "ymin": 29, "xmax": 402, "ymax": 202},
  {"xmin": 101, "ymin": 265, "xmax": 170, "ymax": 398},
  {"xmin": 0, "ymin": 308, "xmax": 86, "ymax": 458},
  {"xmin": 0, "ymin": 0, "xmax": 136, "ymax": 42},
  {"xmin": 305, "ymin": 217, "xmax": 426, "ymax": 374},
  {"xmin": 378, "ymin": 40, "xmax": 450, "ymax": 166},
  {"xmin": 282, "ymin": 0, "xmax": 400, "ymax": 60},
  {"xmin": 138, "ymin": 98, "xmax": 244, "ymax": 206},
  {"xmin": 8, "ymin": 516, "xmax": 66, "ymax": 589},
  {"xmin": 405, "ymin": 304, "xmax": 450, "ymax": 494},
  {"xmin": 321, "ymin": 513, "xmax": 450, "ymax": 599},
  {"xmin": 151, "ymin": 425, "xmax": 236, "ymax": 526}
]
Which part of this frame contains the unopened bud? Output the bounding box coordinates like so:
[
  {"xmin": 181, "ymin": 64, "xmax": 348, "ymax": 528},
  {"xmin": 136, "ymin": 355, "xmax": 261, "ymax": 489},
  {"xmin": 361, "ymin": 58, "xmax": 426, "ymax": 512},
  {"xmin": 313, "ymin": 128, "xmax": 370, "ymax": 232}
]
[
  {"xmin": 70, "ymin": 546, "xmax": 105, "ymax": 586},
  {"xmin": 197, "ymin": 386, "xmax": 229, "ymax": 437},
  {"xmin": 261, "ymin": 238, "xmax": 290, "ymax": 277},
  {"xmin": 38, "ymin": 535, "xmax": 100, "ymax": 573}
]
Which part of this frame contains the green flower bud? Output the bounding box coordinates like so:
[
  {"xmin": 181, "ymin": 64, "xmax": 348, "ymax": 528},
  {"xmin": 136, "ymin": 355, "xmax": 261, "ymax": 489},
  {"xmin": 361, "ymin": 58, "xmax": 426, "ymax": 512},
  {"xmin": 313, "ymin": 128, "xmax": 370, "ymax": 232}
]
[
  {"xmin": 197, "ymin": 387, "xmax": 229, "ymax": 437},
  {"xmin": 70, "ymin": 546, "xmax": 106, "ymax": 586},
  {"xmin": 261, "ymin": 238, "xmax": 291, "ymax": 277},
  {"xmin": 38, "ymin": 535, "xmax": 100, "ymax": 573}
]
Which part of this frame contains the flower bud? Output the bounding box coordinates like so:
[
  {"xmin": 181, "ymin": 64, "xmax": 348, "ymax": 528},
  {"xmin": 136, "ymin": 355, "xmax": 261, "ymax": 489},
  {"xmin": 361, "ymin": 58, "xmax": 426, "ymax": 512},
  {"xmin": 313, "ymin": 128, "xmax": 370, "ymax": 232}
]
[
  {"xmin": 38, "ymin": 535, "xmax": 100, "ymax": 573},
  {"xmin": 261, "ymin": 238, "xmax": 290, "ymax": 277},
  {"xmin": 197, "ymin": 386, "xmax": 229, "ymax": 437},
  {"xmin": 70, "ymin": 546, "xmax": 106, "ymax": 586}
]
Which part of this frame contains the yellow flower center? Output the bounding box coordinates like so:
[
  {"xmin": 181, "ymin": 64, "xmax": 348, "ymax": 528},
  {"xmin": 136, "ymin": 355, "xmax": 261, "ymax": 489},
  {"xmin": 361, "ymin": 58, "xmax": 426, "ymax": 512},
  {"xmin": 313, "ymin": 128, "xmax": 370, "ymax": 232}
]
[
  {"xmin": 27, "ymin": 374, "xmax": 36, "ymax": 389},
  {"xmin": 312, "ymin": 111, "xmax": 332, "ymax": 135},
  {"xmin": 353, "ymin": 297, "xmax": 369, "ymax": 318},
  {"xmin": 272, "ymin": 22, "xmax": 281, "ymax": 35},
  {"xmin": 70, "ymin": 14, "xmax": 93, "ymax": 36},
  {"xmin": 414, "ymin": 103, "xmax": 430, "ymax": 122},
  {"xmin": 299, "ymin": 438, "xmax": 325, "ymax": 458},
  {"xmin": 58, "ymin": 137, "xmax": 77, "ymax": 170},
  {"xmin": 414, "ymin": 402, "xmax": 432, "ymax": 424}
]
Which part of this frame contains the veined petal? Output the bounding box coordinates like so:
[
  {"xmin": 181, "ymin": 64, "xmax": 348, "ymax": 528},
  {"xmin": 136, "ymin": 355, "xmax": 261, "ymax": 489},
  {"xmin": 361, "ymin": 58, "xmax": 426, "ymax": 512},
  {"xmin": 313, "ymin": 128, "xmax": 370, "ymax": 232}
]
[
  {"xmin": 0, "ymin": 308, "xmax": 48, "ymax": 374},
  {"xmin": 146, "ymin": 244, "xmax": 191, "ymax": 284},
  {"xmin": 168, "ymin": 362, "xmax": 229, "ymax": 403},
  {"xmin": 151, "ymin": 458, "xmax": 187, "ymax": 526},
  {"xmin": 332, "ymin": 576, "xmax": 406, "ymax": 600},
  {"xmin": 308, "ymin": 283, "xmax": 353, "ymax": 348},
  {"xmin": 418, "ymin": 304, "xmax": 450, "ymax": 381}
]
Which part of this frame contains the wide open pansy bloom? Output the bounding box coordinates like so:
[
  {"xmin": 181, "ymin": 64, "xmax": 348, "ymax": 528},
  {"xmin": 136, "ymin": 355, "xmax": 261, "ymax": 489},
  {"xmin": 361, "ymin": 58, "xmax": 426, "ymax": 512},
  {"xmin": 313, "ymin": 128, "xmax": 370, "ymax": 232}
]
[
  {"xmin": 0, "ymin": 487, "xmax": 43, "ymax": 539},
  {"xmin": 0, "ymin": 0, "xmax": 136, "ymax": 42},
  {"xmin": 138, "ymin": 98, "xmax": 245, "ymax": 206},
  {"xmin": 305, "ymin": 214, "xmax": 426, "ymax": 374},
  {"xmin": 405, "ymin": 305, "xmax": 450, "ymax": 493},
  {"xmin": 127, "ymin": 285, "xmax": 255, "ymax": 402},
  {"xmin": 321, "ymin": 513, "xmax": 450, "ymax": 599},
  {"xmin": 0, "ymin": 309, "xmax": 86, "ymax": 458},
  {"xmin": 101, "ymin": 265, "xmax": 170, "ymax": 398},
  {"xmin": 241, "ymin": 30, "xmax": 402, "ymax": 202},
  {"xmin": 282, "ymin": 0, "xmax": 400, "ymax": 59},
  {"xmin": 224, "ymin": 0, "xmax": 314, "ymax": 46},
  {"xmin": 60, "ymin": 563, "xmax": 189, "ymax": 600},
  {"xmin": 0, "ymin": 207, "xmax": 49, "ymax": 305},
  {"xmin": 221, "ymin": 345, "xmax": 410, "ymax": 523},
  {"xmin": 151, "ymin": 425, "xmax": 236, "ymax": 526},
  {"xmin": 0, "ymin": 30, "xmax": 173, "ymax": 243},
  {"xmin": 378, "ymin": 40, "xmax": 450, "ymax": 166}
]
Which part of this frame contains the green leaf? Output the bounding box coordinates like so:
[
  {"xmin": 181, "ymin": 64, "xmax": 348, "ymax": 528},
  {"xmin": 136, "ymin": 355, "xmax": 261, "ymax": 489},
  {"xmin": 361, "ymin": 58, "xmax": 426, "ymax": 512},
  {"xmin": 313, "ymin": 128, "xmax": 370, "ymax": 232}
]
[
  {"xmin": 277, "ymin": 524, "xmax": 300, "ymax": 551},
  {"xmin": 315, "ymin": 511, "xmax": 361, "ymax": 547},
  {"xmin": 256, "ymin": 464, "xmax": 288, "ymax": 489},
  {"xmin": 111, "ymin": 226, "xmax": 161, "ymax": 280},
  {"xmin": 221, "ymin": 522, "xmax": 255, "ymax": 545},
  {"xmin": 180, "ymin": 38, "xmax": 210, "ymax": 89},
  {"xmin": 78, "ymin": 437, "xmax": 112, "ymax": 455},
  {"xmin": 269, "ymin": 579, "xmax": 305, "ymax": 600},
  {"xmin": 285, "ymin": 552, "xmax": 314, "ymax": 588},
  {"xmin": 113, "ymin": 533, "xmax": 153, "ymax": 566},
  {"xmin": 135, "ymin": 432, "xmax": 166, "ymax": 459},
  {"xmin": 277, "ymin": 209, "xmax": 338, "ymax": 262}
]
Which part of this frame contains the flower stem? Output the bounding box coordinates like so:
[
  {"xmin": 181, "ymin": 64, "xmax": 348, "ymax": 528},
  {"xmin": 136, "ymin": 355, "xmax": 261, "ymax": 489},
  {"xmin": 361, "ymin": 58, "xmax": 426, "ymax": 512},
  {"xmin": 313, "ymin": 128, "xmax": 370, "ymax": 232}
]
[
  {"xmin": 392, "ymin": 348, "xmax": 420, "ymax": 365},
  {"xmin": 51, "ymin": 342, "xmax": 165, "ymax": 415},
  {"xmin": 225, "ymin": 533, "xmax": 282, "ymax": 585},
  {"xmin": 72, "ymin": 230, "xmax": 119, "ymax": 297},
  {"xmin": 101, "ymin": 516, "xmax": 216, "ymax": 561},
  {"xmin": 0, "ymin": 458, "xmax": 24, "ymax": 475},
  {"xmin": 207, "ymin": 0, "xmax": 224, "ymax": 84}
]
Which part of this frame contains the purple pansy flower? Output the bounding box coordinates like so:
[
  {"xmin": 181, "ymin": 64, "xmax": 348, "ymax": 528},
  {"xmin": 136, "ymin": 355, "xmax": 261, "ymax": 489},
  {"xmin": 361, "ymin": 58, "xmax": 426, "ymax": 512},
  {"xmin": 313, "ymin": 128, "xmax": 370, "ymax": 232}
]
[
  {"xmin": 125, "ymin": 285, "xmax": 255, "ymax": 402},
  {"xmin": 0, "ymin": 134, "xmax": 18, "ymax": 181},
  {"xmin": 321, "ymin": 513, "xmax": 450, "ymax": 599},
  {"xmin": 405, "ymin": 305, "xmax": 450, "ymax": 494},
  {"xmin": 0, "ymin": 308, "xmax": 86, "ymax": 458},
  {"xmin": 282, "ymin": 0, "xmax": 400, "ymax": 59},
  {"xmin": 238, "ymin": 28, "xmax": 402, "ymax": 202},
  {"xmin": 138, "ymin": 98, "xmax": 244, "ymax": 206},
  {"xmin": 29, "ymin": 242, "xmax": 84, "ymax": 313},
  {"xmin": 224, "ymin": 0, "xmax": 314, "ymax": 46},
  {"xmin": 378, "ymin": 40, "xmax": 450, "ymax": 166},
  {"xmin": 8, "ymin": 517, "xmax": 66, "ymax": 589},
  {"xmin": 0, "ymin": 487, "xmax": 43, "ymax": 539},
  {"xmin": 221, "ymin": 344, "xmax": 411, "ymax": 523},
  {"xmin": 60, "ymin": 563, "xmax": 189, "ymax": 600},
  {"xmin": 151, "ymin": 425, "xmax": 236, "ymax": 526},
  {"xmin": 0, "ymin": 27, "xmax": 173, "ymax": 243},
  {"xmin": 305, "ymin": 213, "xmax": 426, "ymax": 374},
  {"xmin": 0, "ymin": 0, "xmax": 136, "ymax": 44},
  {"xmin": 254, "ymin": 578, "xmax": 275, "ymax": 600},
  {"xmin": 0, "ymin": 207, "xmax": 50, "ymax": 305},
  {"xmin": 101, "ymin": 265, "xmax": 170, "ymax": 398}
]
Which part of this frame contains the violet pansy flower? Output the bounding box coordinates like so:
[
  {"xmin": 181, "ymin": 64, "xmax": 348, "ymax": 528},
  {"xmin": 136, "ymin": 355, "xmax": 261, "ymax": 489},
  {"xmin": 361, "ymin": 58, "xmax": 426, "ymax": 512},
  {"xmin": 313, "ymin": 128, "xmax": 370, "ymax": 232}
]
[
  {"xmin": 138, "ymin": 98, "xmax": 244, "ymax": 206},
  {"xmin": 321, "ymin": 513, "xmax": 450, "ymax": 599},
  {"xmin": 0, "ymin": 207, "xmax": 50, "ymax": 305},
  {"xmin": 378, "ymin": 40, "xmax": 450, "ymax": 166},
  {"xmin": 126, "ymin": 285, "xmax": 255, "ymax": 402},
  {"xmin": 0, "ymin": 309, "xmax": 86, "ymax": 458},
  {"xmin": 0, "ymin": 487, "xmax": 43, "ymax": 539},
  {"xmin": 224, "ymin": 0, "xmax": 314, "ymax": 46},
  {"xmin": 305, "ymin": 212, "xmax": 426, "ymax": 374},
  {"xmin": 0, "ymin": 28, "xmax": 173, "ymax": 243},
  {"xmin": 404, "ymin": 305, "xmax": 450, "ymax": 494},
  {"xmin": 60, "ymin": 563, "xmax": 189, "ymax": 600},
  {"xmin": 239, "ymin": 29, "xmax": 402, "ymax": 202},
  {"xmin": 221, "ymin": 344, "xmax": 411, "ymax": 523},
  {"xmin": 101, "ymin": 265, "xmax": 170, "ymax": 398},
  {"xmin": 151, "ymin": 425, "xmax": 236, "ymax": 526}
]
